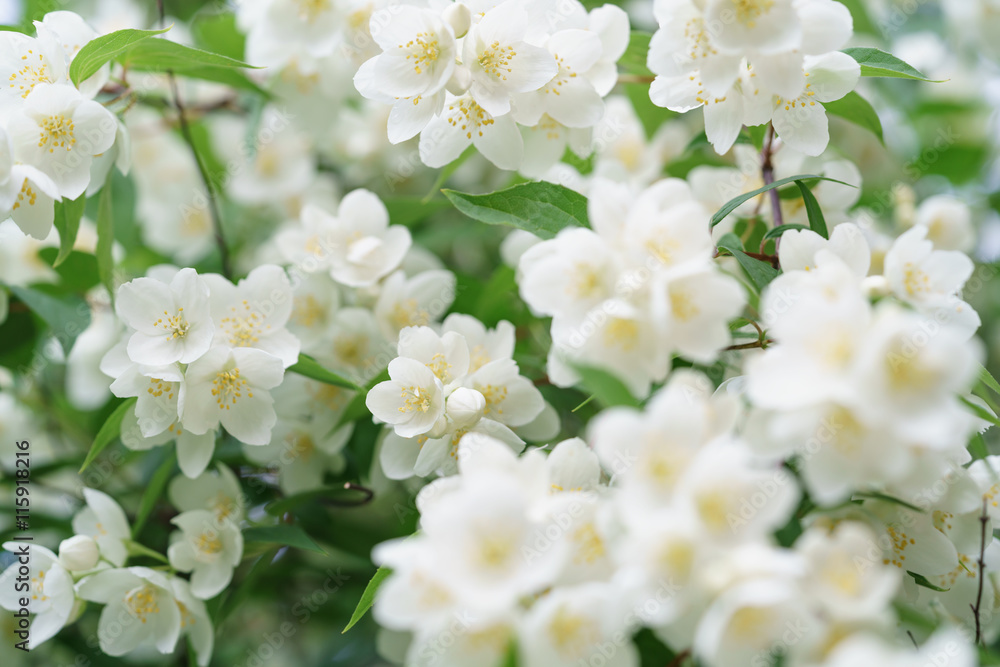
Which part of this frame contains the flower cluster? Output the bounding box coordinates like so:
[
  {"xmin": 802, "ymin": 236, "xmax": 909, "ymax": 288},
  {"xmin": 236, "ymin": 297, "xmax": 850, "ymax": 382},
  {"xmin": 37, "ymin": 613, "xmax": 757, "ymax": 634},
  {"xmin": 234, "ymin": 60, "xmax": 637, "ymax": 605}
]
[
  {"xmin": 647, "ymin": 0, "xmax": 859, "ymax": 155},
  {"xmin": 349, "ymin": 0, "xmax": 629, "ymax": 171},
  {"xmin": 101, "ymin": 264, "xmax": 300, "ymax": 477},
  {"xmin": 518, "ymin": 177, "xmax": 746, "ymax": 397},
  {"xmin": 0, "ymin": 11, "xmax": 124, "ymax": 239}
]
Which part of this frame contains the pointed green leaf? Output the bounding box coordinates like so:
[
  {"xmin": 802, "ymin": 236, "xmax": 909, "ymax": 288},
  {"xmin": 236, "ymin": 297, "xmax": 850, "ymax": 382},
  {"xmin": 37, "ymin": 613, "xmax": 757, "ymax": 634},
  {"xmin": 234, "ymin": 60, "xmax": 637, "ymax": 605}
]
[
  {"xmin": 906, "ymin": 570, "xmax": 950, "ymax": 592},
  {"xmin": 95, "ymin": 183, "xmax": 115, "ymax": 298},
  {"xmin": 762, "ymin": 224, "xmax": 809, "ymax": 241},
  {"xmin": 443, "ymin": 182, "xmax": 589, "ymax": 239},
  {"xmin": 824, "ymin": 91, "xmax": 884, "ymax": 144},
  {"xmin": 715, "ymin": 238, "xmax": 779, "ymax": 291},
  {"xmin": 8, "ymin": 285, "xmax": 90, "ymax": 354},
  {"xmin": 711, "ymin": 174, "xmax": 853, "ymax": 227},
  {"xmin": 979, "ymin": 364, "xmax": 1000, "ymax": 396},
  {"xmin": 572, "ymin": 365, "xmax": 641, "ymax": 408},
  {"xmin": 842, "ymin": 47, "xmax": 943, "ymax": 82},
  {"xmin": 69, "ymin": 27, "xmax": 170, "ymax": 85},
  {"xmin": 80, "ymin": 398, "xmax": 137, "ymax": 473},
  {"xmin": 343, "ymin": 567, "xmax": 392, "ymax": 633},
  {"xmin": 288, "ymin": 353, "xmax": 359, "ymax": 389},
  {"xmin": 243, "ymin": 524, "xmax": 325, "ymax": 554},
  {"xmin": 794, "ymin": 180, "xmax": 828, "ymax": 239},
  {"xmin": 53, "ymin": 195, "xmax": 86, "ymax": 267}
]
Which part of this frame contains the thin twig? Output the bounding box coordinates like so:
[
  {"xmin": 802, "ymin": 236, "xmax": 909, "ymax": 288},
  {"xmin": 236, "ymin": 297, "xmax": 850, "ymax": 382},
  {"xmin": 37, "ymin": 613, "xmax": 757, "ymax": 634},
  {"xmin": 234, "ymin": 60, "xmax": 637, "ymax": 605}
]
[
  {"xmin": 723, "ymin": 339, "xmax": 773, "ymax": 351},
  {"xmin": 760, "ymin": 123, "xmax": 784, "ymax": 230},
  {"xmin": 667, "ymin": 649, "xmax": 691, "ymax": 667},
  {"xmin": 972, "ymin": 496, "xmax": 989, "ymax": 644}
]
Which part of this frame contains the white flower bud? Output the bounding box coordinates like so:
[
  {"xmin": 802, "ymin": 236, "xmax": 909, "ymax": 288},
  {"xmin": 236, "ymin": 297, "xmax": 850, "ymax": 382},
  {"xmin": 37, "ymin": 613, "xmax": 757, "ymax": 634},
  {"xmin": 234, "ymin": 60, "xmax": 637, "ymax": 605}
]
[
  {"xmin": 59, "ymin": 535, "xmax": 100, "ymax": 572},
  {"xmin": 443, "ymin": 3, "xmax": 471, "ymax": 38},
  {"xmin": 446, "ymin": 387, "xmax": 486, "ymax": 429}
]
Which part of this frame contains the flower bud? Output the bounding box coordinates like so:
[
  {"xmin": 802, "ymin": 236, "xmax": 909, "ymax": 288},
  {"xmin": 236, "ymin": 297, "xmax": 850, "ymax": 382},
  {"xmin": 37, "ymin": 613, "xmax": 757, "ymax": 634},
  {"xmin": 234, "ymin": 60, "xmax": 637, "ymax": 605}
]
[
  {"xmin": 443, "ymin": 3, "xmax": 471, "ymax": 39},
  {"xmin": 446, "ymin": 387, "xmax": 486, "ymax": 429},
  {"xmin": 59, "ymin": 535, "xmax": 100, "ymax": 572}
]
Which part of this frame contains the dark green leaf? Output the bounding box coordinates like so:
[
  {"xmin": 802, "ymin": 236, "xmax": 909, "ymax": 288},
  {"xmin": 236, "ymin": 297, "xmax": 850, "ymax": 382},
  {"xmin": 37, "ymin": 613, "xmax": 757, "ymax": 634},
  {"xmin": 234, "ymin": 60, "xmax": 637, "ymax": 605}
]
[
  {"xmin": 906, "ymin": 570, "xmax": 949, "ymax": 592},
  {"xmin": 53, "ymin": 195, "xmax": 86, "ymax": 267},
  {"xmin": 243, "ymin": 524, "xmax": 325, "ymax": 554},
  {"xmin": 853, "ymin": 491, "xmax": 926, "ymax": 514},
  {"xmin": 824, "ymin": 91, "xmax": 884, "ymax": 144},
  {"xmin": 710, "ymin": 174, "xmax": 852, "ymax": 227},
  {"xmin": 8, "ymin": 285, "xmax": 90, "ymax": 354},
  {"xmin": 842, "ymin": 47, "xmax": 943, "ymax": 82},
  {"xmin": 572, "ymin": 365, "xmax": 641, "ymax": 408},
  {"xmin": 69, "ymin": 27, "xmax": 170, "ymax": 85},
  {"xmin": 95, "ymin": 183, "xmax": 115, "ymax": 298},
  {"xmin": 132, "ymin": 452, "xmax": 177, "ymax": 538},
  {"xmin": 343, "ymin": 567, "xmax": 392, "ymax": 633},
  {"xmin": 715, "ymin": 232, "xmax": 744, "ymax": 253},
  {"xmin": 288, "ymin": 353, "xmax": 359, "ymax": 389},
  {"xmin": 715, "ymin": 238, "xmax": 779, "ymax": 291},
  {"xmin": 762, "ymin": 224, "xmax": 809, "ymax": 241},
  {"xmin": 794, "ymin": 180, "xmax": 828, "ymax": 239},
  {"xmin": 443, "ymin": 182, "xmax": 589, "ymax": 239},
  {"xmin": 80, "ymin": 398, "xmax": 136, "ymax": 473}
]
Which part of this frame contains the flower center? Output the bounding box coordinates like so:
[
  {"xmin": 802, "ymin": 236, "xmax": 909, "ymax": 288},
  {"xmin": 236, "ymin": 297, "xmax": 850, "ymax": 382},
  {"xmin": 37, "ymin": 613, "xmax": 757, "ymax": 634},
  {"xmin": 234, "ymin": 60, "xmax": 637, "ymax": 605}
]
[
  {"xmin": 445, "ymin": 97, "xmax": 496, "ymax": 140},
  {"xmin": 390, "ymin": 298, "xmax": 431, "ymax": 330},
  {"xmin": 426, "ymin": 352, "xmax": 452, "ymax": 382},
  {"xmin": 31, "ymin": 569, "xmax": 48, "ymax": 602},
  {"xmin": 399, "ymin": 385, "xmax": 432, "ymax": 414},
  {"xmin": 221, "ymin": 301, "xmax": 263, "ymax": 347},
  {"xmin": 547, "ymin": 607, "xmax": 600, "ymax": 657},
  {"xmin": 603, "ymin": 318, "xmax": 639, "ymax": 350},
  {"xmin": 38, "ymin": 114, "xmax": 76, "ymax": 153},
  {"xmin": 147, "ymin": 378, "xmax": 176, "ymax": 401},
  {"xmin": 196, "ymin": 531, "xmax": 224, "ymax": 555},
  {"xmin": 476, "ymin": 383, "xmax": 508, "ymax": 418},
  {"xmin": 212, "ymin": 368, "xmax": 252, "ymax": 410},
  {"xmin": 9, "ymin": 50, "xmax": 51, "ymax": 98},
  {"xmin": 732, "ymin": 0, "xmax": 774, "ymax": 27},
  {"xmin": 155, "ymin": 308, "xmax": 190, "ymax": 341},
  {"xmin": 478, "ymin": 40, "xmax": 516, "ymax": 80},
  {"xmin": 126, "ymin": 585, "xmax": 160, "ymax": 623},
  {"xmin": 400, "ymin": 32, "xmax": 441, "ymax": 75},
  {"xmin": 293, "ymin": 0, "xmax": 330, "ymax": 19}
]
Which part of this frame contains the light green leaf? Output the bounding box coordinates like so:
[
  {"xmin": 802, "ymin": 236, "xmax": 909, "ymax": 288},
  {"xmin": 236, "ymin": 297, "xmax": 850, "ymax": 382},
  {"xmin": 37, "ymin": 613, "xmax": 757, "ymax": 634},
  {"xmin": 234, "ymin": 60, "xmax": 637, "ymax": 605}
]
[
  {"xmin": 8, "ymin": 285, "xmax": 90, "ymax": 354},
  {"xmin": 69, "ymin": 27, "xmax": 170, "ymax": 85},
  {"xmin": 384, "ymin": 197, "xmax": 453, "ymax": 227},
  {"xmin": 121, "ymin": 38, "xmax": 257, "ymax": 73},
  {"xmin": 824, "ymin": 91, "xmax": 885, "ymax": 144},
  {"xmin": 572, "ymin": 365, "xmax": 641, "ymax": 408},
  {"xmin": 343, "ymin": 567, "xmax": 392, "ymax": 633},
  {"xmin": 243, "ymin": 524, "xmax": 325, "ymax": 554},
  {"xmin": 715, "ymin": 239, "xmax": 780, "ymax": 291},
  {"xmin": 288, "ymin": 353, "xmax": 359, "ymax": 389},
  {"xmin": 979, "ymin": 364, "xmax": 1000, "ymax": 396},
  {"xmin": 794, "ymin": 181, "xmax": 828, "ymax": 239},
  {"xmin": 443, "ymin": 182, "xmax": 589, "ymax": 239},
  {"xmin": 53, "ymin": 195, "xmax": 86, "ymax": 267},
  {"xmin": 842, "ymin": 47, "xmax": 943, "ymax": 82},
  {"xmin": 125, "ymin": 540, "xmax": 170, "ymax": 564},
  {"xmin": 710, "ymin": 174, "xmax": 853, "ymax": 227},
  {"xmin": 80, "ymin": 398, "xmax": 137, "ymax": 473}
]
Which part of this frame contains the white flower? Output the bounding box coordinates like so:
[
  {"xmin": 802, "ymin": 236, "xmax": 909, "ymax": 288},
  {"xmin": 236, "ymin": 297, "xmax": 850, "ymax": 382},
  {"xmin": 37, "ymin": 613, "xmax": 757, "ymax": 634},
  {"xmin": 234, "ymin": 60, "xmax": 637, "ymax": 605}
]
[
  {"xmin": 778, "ymin": 222, "xmax": 871, "ymax": 277},
  {"xmin": 462, "ymin": 0, "xmax": 558, "ymax": 117},
  {"xmin": 76, "ymin": 566, "xmax": 181, "ymax": 658},
  {"xmin": 374, "ymin": 269, "xmax": 456, "ymax": 340},
  {"xmin": 58, "ymin": 535, "xmax": 100, "ymax": 572},
  {"xmin": 71, "ymin": 487, "xmax": 131, "ymax": 567},
  {"xmin": 170, "ymin": 577, "xmax": 214, "ymax": 667},
  {"xmin": 6, "ymin": 82, "xmax": 117, "ymax": 198},
  {"xmin": 420, "ymin": 92, "xmax": 525, "ymax": 170},
  {"xmin": 168, "ymin": 464, "xmax": 245, "ymax": 522},
  {"xmin": 110, "ymin": 363, "xmax": 184, "ymax": 437},
  {"xmin": 203, "ymin": 264, "xmax": 302, "ymax": 367},
  {"xmin": 34, "ymin": 11, "xmax": 109, "ymax": 97},
  {"xmin": 463, "ymin": 357, "xmax": 545, "ymax": 428},
  {"xmin": 181, "ymin": 346, "xmax": 285, "ymax": 445},
  {"xmin": 0, "ymin": 127, "xmax": 62, "ymax": 239},
  {"xmin": 167, "ymin": 509, "xmax": 243, "ymax": 600},
  {"xmin": 239, "ymin": 0, "xmax": 341, "ymax": 70},
  {"xmin": 366, "ymin": 356, "xmax": 446, "ymax": 439},
  {"xmin": 115, "ymin": 268, "xmax": 215, "ymax": 366},
  {"xmin": 913, "ymin": 194, "xmax": 976, "ymax": 252},
  {"xmin": 0, "ymin": 29, "xmax": 67, "ymax": 100},
  {"xmin": 822, "ymin": 629, "xmax": 976, "ymax": 667},
  {"xmin": 0, "ymin": 542, "xmax": 76, "ymax": 648},
  {"xmin": 118, "ymin": 402, "xmax": 219, "ymax": 480}
]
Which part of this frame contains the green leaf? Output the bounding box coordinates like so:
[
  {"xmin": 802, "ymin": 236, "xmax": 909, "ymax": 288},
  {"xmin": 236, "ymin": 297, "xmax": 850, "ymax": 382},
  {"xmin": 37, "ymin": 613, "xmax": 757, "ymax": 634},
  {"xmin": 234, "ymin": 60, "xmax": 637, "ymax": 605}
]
[
  {"xmin": 824, "ymin": 91, "xmax": 884, "ymax": 144},
  {"xmin": 384, "ymin": 196, "xmax": 453, "ymax": 227},
  {"xmin": 125, "ymin": 540, "xmax": 170, "ymax": 564},
  {"xmin": 121, "ymin": 38, "xmax": 258, "ymax": 73},
  {"xmin": 842, "ymin": 47, "xmax": 943, "ymax": 82},
  {"xmin": 961, "ymin": 396, "xmax": 1000, "ymax": 430},
  {"xmin": 619, "ymin": 31, "xmax": 653, "ymax": 76},
  {"xmin": 80, "ymin": 398, "xmax": 137, "ymax": 473},
  {"xmin": 572, "ymin": 365, "xmax": 641, "ymax": 408},
  {"xmin": 969, "ymin": 432, "xmax": 990, "ymax": 461},
  {"xmin": 8, "ymin": 285, "xmax": 90, "ymax": 354},
  {"xmin": 906, "ymin": 570, "xmax": 950, "ymax": 592},
  {"xmin": 979, "ymin": 364, "xmax": 1000, "ymax": 396},
  {"xmin": 95, "ymin": 183, "xmax": 115, "ymax": 298},
  {"xmin": 794, "ymin": 180, "xmax": 828, "ymax": 239},
  {"xmin": 343, "ymin": 567, "xmax": 392, "ymax": 633},
  {"xmin": 443, "ymin": 182, "xmax": 589, "ymax": 240},
  {"xmin": 132, "ymin": 453, "xmax": 177, "ymax": 539},
  {"xmin": 288, "ymin": 353, "xmax": 359, "ymax": 389},
  {"xmin": 715, "ymin": 238, "xmax": 779, "ymax": 291},
  {"xmin": 243, "ymin": 524, "xmax": 325, "ymax": 554},
  {"xmin": 52, "ymin": 195, "xmax": 86, "ymax": 267},
  {"xmin": 69, "ymin": 27, "xmax": 170, "ymax": 85},
  {"xmin": 710, "ymin": 174, "xmax": 852, "ymax": 227},
  {"xmin": 762, "ymin": 224, "xmax": 809, "ymax": 241},
  {"xmin": 265, "ymin": 485, "xmax": 371, "ymax": 516},
  {"xmin": 853, "ymin": 491, "xmax": 926, "ymax": 514}
]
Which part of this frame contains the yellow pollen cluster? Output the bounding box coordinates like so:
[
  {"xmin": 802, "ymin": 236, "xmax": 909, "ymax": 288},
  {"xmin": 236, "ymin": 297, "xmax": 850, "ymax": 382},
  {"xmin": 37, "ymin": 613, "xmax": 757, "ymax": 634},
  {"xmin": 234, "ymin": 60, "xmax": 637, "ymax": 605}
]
[
  {"xmin": 882, "ymin": 524, "xmax": 916, "ymax": 568},
  {"xmin": 12, "ymin": 179, "xmax": 36, "ymax": 211},
  {"xmin": 732, "ymin": 0, "xmax": 775, "ymax": 27},
  {"xmin": 572, "ymin": 523, "xmax": 606, "ymax": 565},
  {"xmin": 31, "ymin": 569, "xmax": 48, "ymax": 601},
  {"xmin": 399, "ymin": 385, "xmax": 432, "ymax": 413},
  {"xmin": 446, "ymin": 97, "xmax": 496, "ymax": 140},
  {"xmin": 9, "ymin": 50, "xmax": 50, "ymax": 98},
  {"xmin": 478, "ymin": 383, "xmax": 507, "ymax": 417},
  {"xmin": 426, "ymin": 353, "xmax": 452, "ymax": 381},
  {"xmin": 569, "ymin": 262, "xmax": 602, "ymax": 298},
  {"xmin": 985, "ymin": 486, "xmax": 1000, "ymax": 509},
  {"xmin": 775, "ymin": 79, "xmax": 818, "ymax": 111},
  {"xmin": 196, "ymin": 532, "xmax": 224, "ymax": 555},
  {"xmin": 645, "ymin": 237, "xmax": 680, "ymax": 265},
  {"xmin": 603, "ymin": 318, "xmax": 639, "ymax": 350},
  {"xmin": 154, "ymin": 308, "xmax": 190, "ymax": 341},
  {"xmin": 391, "ymin": 298, "xmax": 431, "ymax": 330},
  {"xmin": 478, "ymin": 40, "xmax": 516, "ymax": 80},
  {"xmin": 399, "ymin": 32, "xmax": 441, "ymax": 74},
  {"xmin": 38, "ymin": 114, "xmax": 76, "ymax": 153},
  {"xmin": 469, "ymin": 344, "xmax": 491, "ymax": 373},
  {"xmin": 147, "ymin": 378, "xmax": 175, "ymax": 400},
  {"xmin": 684, "ymin": 19, "xmax": 717, "ymax": 60},
  {"xmin": 548, "ymin": 608, "xmax": 600, "ymax": 657},
  {"xmin": 293, "ymin": 0, "xmax": 330, "ymax": 19},
  {"xmin": 126, "ymin": 585, "xmax": 160, "ymax": 624},
  {"xmin": 285, "ymin": 431, "xmax": 316, "ymax": 462},
  {"xmin": 670, "ymin": 289, "xmax": 699, "ymax": 322},
  {"xmin": 212, "ymin": 367, "xmax": 252, "ymax": 410},
  {"xmin": 293, "ymin": 294, "xmax": 325, "ymax": 328},
  {"xmin": 221, "ymin": 300, "xmax": 269, "ymax": 347},
  {"xmin": 177, "ymin": 600, "xmax": 197, "ymax": 628},
  {"xmin": 902, "ymin": 262, "xmax": 930, "ymax": 296}
]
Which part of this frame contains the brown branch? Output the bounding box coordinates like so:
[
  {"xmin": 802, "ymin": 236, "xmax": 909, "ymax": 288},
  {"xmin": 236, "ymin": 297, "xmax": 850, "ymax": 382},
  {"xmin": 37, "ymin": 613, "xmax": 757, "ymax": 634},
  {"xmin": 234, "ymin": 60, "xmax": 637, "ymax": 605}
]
[
  {"xmin": 723, "ymin": 339, "xmax": 773, "ymax": 351},
  {"xmin": 667, "ymin": 649, "xmax": 691, "ymax": 667},
  {"xmin": 972, "ymin": 496, "xmax": 989, "ymax": 644},
  {"xmin": 760, "ymin": 123, "xmax": 784, "ymax": 231}
]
